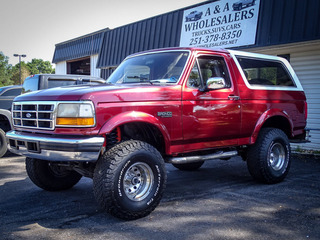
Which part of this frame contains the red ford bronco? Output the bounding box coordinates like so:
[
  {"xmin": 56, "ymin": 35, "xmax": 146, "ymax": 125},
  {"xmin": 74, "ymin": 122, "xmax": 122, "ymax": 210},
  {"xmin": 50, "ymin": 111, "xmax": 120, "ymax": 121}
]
[{"xmin": 7, "ymin": 47, "xmax": 308, "ymax": 220}]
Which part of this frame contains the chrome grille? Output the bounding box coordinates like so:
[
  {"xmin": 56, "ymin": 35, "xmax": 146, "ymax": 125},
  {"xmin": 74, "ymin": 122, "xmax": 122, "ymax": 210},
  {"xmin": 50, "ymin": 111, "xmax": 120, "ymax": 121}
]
[{"xmin": 12, "ymin": 102, "xmax": 56, "ymax": 130}]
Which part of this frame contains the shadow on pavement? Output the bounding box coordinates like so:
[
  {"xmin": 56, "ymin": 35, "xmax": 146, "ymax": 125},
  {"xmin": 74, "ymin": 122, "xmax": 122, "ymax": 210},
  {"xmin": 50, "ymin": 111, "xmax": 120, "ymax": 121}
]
[{"xmin": 0, "ymin": 155, "xmax": 319, "ymax": 240}]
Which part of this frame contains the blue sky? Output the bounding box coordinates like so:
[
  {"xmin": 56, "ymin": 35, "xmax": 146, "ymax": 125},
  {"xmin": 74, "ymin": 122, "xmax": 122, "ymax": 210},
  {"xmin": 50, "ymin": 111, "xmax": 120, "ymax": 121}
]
[{"xmin": 0, "ymin": 0, "xmax": 205, "ymax": 65}]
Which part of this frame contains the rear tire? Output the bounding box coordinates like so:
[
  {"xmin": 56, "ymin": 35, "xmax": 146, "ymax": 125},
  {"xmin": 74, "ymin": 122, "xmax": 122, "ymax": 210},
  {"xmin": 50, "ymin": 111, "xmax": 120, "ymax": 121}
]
[
  {"xmin": 26, "ymin": 158, "xmax": 82, "ymax": 191},
  {"xmin": 247, "ymin": 128, "xmax": 291, "ymax": 184},
  {"xmin": 93, "ymin": 140, "xmax": 166, "ymax": 220},
  {"xmin": 172, "ymin": 161, "xmax": 204, "ymax": 171},
  {"xmin": 0, "ymin": 129, "xmax": 7, "ymax": 158}
]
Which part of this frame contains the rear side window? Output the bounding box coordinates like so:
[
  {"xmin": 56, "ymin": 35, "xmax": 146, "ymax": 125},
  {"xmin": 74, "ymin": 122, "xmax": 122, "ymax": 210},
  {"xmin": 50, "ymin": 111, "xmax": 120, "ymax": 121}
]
[
  {"xmin": 236, "ymin": 57, "xmax": 295, "ymax": 87},
  {"xmin": 48, "ymin": 79, "xmax": 77, "ymax": 88}
]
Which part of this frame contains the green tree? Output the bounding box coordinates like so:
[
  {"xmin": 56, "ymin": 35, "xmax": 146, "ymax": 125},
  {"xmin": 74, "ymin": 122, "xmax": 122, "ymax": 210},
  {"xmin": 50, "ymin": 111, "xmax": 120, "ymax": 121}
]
[
  {"xmin": 0, "ymin": 52, "xmax": 13, "ymax": 87},
  {"xmin": 11, "ymin": 62, "xmax": 30, "ymax": 85},
  {"xmin": 26, "ymin": 59, "xmax": 55, "ymax": 74}
]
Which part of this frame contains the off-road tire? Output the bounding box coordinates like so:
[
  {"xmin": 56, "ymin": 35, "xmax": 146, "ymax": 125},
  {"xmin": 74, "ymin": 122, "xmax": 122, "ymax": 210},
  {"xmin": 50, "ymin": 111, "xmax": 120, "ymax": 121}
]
[
  {"xmin": 26, "ymin": 158, "xmax": 82, "ymax": 191},
  {"xmin": 247, "ymin": 128, "xmax": 291, "ymax": 184},
  {"xmin": 172, "ymin": 161, "xmax": 204, "ymax": 171},
  {"xmin": 0, "ymin": 129, "xmax": 7, "ymax": 158},
  {"xmin": 93, "ymin": 140, "xmax": 167, "ymax": 220}
]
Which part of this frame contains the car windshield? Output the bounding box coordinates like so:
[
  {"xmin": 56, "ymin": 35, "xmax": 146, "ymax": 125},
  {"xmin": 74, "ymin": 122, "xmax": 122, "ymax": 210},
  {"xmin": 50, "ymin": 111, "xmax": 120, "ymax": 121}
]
[
  {"xmin": 107, "ymin": 51, "xmax": 189, "ymax": 84},
  {"xmin": 23, "ymin": 75, "xmax": 39, "ymax": 93}
]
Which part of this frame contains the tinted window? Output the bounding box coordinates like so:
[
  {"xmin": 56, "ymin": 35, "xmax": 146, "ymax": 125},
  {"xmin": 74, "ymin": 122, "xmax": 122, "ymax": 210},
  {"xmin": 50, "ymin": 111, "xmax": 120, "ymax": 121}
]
[
  {"xmin": 48, "ymin": 79, "xmax": 77, "ymax": 88},
  {"xmin": 187, "ymin": 62, "xmax": 201, "ymax": 88},
  {"xmin": 2, "ymin": 88, "xmax": 22, "ymax": 96},
  {"xmin": 23, "ymin": 76, "xmax": 39, "ymax": 92},
  {"xmin": 236, "ymin": 57, "xmax": 295, "ymax": 87},
  {"xmin": 187, "ymin": 56, "xmax": 231, "ymax": 89}
]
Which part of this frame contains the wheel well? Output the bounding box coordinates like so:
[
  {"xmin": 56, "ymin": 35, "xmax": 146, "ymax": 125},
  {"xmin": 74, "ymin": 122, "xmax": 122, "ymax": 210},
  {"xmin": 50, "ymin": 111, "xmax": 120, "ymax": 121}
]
[
  {"xmin": 261, "ymin": 116, "xmax": 291, "ymax": 138},
  {"xmin": 0, "ymin": 114, "xmax": 11, "ymax": 132},
  {"xmin": 107, "ymin": 122, "xmax": 166, "ymax": 155}
]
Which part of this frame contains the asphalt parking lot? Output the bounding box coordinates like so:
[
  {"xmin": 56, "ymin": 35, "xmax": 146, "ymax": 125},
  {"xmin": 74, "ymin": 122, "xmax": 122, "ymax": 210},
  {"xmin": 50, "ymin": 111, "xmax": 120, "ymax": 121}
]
[{"xmin": 0, "ymin": 152, "xmax": 319, "ymax": 240}]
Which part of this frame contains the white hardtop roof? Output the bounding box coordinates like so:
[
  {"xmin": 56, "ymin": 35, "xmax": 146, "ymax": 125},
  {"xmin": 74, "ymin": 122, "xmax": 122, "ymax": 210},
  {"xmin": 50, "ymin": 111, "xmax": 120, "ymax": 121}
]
[
  {"xmin": 226, "ymin": 49, "xmax": 304, "ymax": 91},
  {"xmin": 227, "ymin": 49, "xmax": 287, "ymax": 62}
]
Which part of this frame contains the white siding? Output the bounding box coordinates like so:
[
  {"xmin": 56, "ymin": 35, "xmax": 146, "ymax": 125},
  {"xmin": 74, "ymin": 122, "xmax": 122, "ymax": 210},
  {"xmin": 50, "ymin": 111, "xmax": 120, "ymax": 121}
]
[
  {"xmin": 291, "ymin": 46, "xmax": 320, "ymax": 151},
  {"xmin": 248, "ymin": 41, "xmax": 320, "ymax": 151},
  {"xmin": 55, "ymin": 61, "xmax": 67, "ymax": 75},
  {"xmin": 91, "ymin": 54, "xmax": 101, "ymax": 77}
]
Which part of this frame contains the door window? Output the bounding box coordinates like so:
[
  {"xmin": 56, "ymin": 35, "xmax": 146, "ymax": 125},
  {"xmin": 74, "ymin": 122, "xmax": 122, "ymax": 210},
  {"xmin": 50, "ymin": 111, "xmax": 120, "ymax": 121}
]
[{"xmin": 187, "ymin": 56, "xmax": 231, "ymax": 89}]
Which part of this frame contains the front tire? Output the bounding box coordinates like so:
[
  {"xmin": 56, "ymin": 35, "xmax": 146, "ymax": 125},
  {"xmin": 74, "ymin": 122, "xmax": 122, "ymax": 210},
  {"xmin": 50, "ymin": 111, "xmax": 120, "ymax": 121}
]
[
  {"xmin": 93, "ymin": 140, "xmax": 166, "ymax": 220},
  {"xmin": 247, "ymin": 128, "xmax": 291, "ymax": 184},
  {"xmin": 0, "ymin": 129, "xmax": 7, "ymax": 158},
  {"xmin": 26, "ymin": 158, "xmax": 82, "ymax": 191}
]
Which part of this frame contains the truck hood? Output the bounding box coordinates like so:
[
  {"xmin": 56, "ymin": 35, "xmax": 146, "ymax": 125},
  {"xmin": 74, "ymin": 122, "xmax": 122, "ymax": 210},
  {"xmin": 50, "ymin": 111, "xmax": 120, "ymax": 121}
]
[{"xmin": 14, "ymin": 84, "xmax": 182, "ymax": 103}]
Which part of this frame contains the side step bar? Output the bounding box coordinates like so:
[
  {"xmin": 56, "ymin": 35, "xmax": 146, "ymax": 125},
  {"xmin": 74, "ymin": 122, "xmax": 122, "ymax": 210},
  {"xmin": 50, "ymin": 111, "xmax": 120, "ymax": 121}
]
[{"xmin": 166, "ymin": 150, "xmax": 238, "ymax": 164}]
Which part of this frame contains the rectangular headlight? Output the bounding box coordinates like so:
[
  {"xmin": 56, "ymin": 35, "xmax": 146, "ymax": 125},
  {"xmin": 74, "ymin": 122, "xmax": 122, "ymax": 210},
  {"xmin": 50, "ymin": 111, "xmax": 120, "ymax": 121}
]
[{"xmin": 56, "ymin": 102, "xmax": 95, "ymax": 127}]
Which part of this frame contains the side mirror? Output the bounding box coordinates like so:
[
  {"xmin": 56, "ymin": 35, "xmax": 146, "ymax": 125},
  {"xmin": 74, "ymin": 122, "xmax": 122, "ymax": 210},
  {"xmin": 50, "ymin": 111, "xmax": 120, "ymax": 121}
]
[{"xmin": 206, "ymin": 77, "xmax": 226, "ymax": 90}]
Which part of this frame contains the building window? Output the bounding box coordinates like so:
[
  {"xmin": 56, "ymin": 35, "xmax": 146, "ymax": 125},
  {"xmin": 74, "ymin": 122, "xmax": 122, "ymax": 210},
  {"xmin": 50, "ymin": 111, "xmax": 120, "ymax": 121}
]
[{"xmin": 67, "ymin": 57, "xmax": 90, "ymax": 75}]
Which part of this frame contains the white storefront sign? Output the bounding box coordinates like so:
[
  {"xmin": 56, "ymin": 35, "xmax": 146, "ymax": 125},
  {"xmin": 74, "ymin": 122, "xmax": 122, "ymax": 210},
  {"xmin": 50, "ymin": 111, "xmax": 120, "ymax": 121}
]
[{"xmin": 180, "ymin": 0, "xmax": 260, "ymax": 48}]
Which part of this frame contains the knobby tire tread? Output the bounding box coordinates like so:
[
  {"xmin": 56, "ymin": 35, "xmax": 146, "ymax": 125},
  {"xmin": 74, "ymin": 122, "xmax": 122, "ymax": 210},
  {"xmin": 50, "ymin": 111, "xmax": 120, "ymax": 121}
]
[
  {"xmin": 26, "ymin": 158, "xmax": 82, "ymax": 191},
  {"xmin": 247, "ymin": 128, "xmax": 290, "ymax": 184},
  {"xmin": 93, "ymin": 140, "xmax": 166, "ymax": 220},
  {"xmin": 0, "ymin": 129, "xmax": 7, "ymax": 158}
]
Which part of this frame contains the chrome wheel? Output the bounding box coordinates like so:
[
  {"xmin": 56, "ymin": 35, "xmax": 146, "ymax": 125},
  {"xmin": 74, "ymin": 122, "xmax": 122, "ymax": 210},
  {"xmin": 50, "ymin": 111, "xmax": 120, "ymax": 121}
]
[
  {"xmin": 93, "ymin": 140, "xmax": 166, "ymax": 220},
  {"xmin": 123, "ymin": 162, "xmax": 154, "ymax": 201},
  {"xmin": 268, "ymin": 142, "xmax": 286, "ymax": 171},
  {"xmin": 247, "ymin": 128, "xmax": 291, "ymax": 184}
]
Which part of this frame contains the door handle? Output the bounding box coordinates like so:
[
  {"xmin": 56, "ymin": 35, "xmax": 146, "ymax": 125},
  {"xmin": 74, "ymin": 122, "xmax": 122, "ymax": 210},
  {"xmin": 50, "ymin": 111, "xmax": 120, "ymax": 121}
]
[{"xmin": 228, "ymin": 95, "xmax": 240, "ymax": 101}]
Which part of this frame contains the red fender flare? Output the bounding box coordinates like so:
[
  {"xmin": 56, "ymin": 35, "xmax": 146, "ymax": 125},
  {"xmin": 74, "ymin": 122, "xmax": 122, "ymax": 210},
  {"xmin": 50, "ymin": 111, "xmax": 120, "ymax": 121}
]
[
  {"xmin": 250, "ymin": 109, "xmax": 294, "ymax": 144},
  {"xmin": 98, "ymin": 111, "xmax": 170, "ymax": 151}
]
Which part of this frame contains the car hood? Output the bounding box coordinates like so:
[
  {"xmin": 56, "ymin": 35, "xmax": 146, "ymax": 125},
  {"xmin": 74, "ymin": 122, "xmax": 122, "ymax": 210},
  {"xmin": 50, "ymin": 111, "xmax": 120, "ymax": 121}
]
[{"xmin": 14, "ymin": 84, "xmax": 182, "ymax": 103}]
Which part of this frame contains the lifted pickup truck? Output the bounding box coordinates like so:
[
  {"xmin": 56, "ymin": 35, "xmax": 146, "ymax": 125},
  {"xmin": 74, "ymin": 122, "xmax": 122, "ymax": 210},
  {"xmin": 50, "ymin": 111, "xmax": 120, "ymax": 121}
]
[
  {"xmin": 0, "ymin": 74, "xmax": 105, "ymax": 157},
  {"xmin": 7, "ymin": 48, "xmax": 308, "ymax": 220}
]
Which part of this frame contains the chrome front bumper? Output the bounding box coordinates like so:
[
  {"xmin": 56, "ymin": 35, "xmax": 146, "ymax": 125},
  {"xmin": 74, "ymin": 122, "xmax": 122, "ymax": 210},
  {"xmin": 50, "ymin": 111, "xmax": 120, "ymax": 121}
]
[{"xmin": 6, "ymin": 130, "xmax": 105, "ymax": 162}]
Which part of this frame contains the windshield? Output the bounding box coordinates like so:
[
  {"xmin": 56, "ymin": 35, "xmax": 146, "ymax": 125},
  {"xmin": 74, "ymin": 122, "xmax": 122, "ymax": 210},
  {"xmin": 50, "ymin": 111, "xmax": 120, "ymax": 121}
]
[
  {"xmin": 107, "ymin": 51, "xmax": 189, "ymax": 84},
  {"xmin": 23, "ymin": 75, "xmax": 39, "ymax": 93}
]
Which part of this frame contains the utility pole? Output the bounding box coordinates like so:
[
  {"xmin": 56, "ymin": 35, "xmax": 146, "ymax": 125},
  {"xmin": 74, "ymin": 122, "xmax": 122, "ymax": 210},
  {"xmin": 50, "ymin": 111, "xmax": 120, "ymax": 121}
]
[{"xmin": 13, "ymin": 54, "xmax": 27, "ymax": 85}]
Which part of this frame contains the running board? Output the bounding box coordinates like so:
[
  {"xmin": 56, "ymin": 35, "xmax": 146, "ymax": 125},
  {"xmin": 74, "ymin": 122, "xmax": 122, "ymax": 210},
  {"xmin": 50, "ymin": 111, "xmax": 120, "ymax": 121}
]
[{"xmin": 166, "ymin": 150, "xmax": 238, "ymax": 164}]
